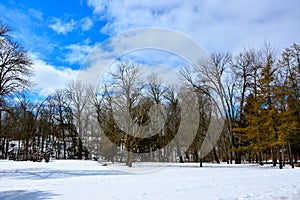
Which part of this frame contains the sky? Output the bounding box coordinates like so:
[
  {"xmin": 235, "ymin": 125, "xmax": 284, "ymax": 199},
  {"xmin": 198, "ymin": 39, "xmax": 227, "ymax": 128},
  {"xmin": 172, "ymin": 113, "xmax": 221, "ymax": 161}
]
[{"xmin": 0, "ymin": 0, "xmax": 299, "ymax": 97}]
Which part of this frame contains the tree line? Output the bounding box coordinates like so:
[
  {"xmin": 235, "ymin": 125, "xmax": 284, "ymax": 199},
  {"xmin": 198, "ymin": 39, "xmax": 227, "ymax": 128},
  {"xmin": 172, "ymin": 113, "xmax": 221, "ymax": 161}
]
[
  {"xmin": 182, "ymin": 44, "xmax": 300, "ymax": 169},
  {"xmin": 0, "ymin": 23, "xmax": 299, "ymax": 168}
]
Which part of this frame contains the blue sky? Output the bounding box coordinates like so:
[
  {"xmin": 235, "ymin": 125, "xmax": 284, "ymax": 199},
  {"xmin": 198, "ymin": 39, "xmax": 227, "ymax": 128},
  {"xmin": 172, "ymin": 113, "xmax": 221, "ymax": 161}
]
[
  {"xmin": 0, "ymin": 0, "xmax": 105, "ymax": 68},
  {"xmin": 0, "ymin": 0, "xmax": 299, "ymax": 97}
]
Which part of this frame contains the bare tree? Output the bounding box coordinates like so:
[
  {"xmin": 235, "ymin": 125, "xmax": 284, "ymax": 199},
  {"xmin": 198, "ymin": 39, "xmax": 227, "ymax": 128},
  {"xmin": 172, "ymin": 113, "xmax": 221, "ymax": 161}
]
[
  {"xmin": 110, "ymin": 62, "xmax": 143, "ymax": 167},
  {"xmin": 94, "ymin": 84, "xmax": 120, "ymax": 162},
  {"xmin": 0, "ymin": 23, "xmax": 32, "ymax": 98},
  {"xmin": 232, "ymin": 49, "xmax": 257, "ymax": 124},
  {"xmin": 48, "ymin": 90, "xmax": 73, "ymax": 159},
  {"xmin": 163, "ymin": 87, "xmax": 181, "ymax": 162},
  {"xmin": 181, "ymin": 53, "xmax": 232, "ymax": 163},
  {"xmin": 145, "ymin": 74, "xmax": 167, "ymax": 161},
  {"xmin": 147, "ymin": 74, "xmax": 167, "ymax": 104},
  {"xmin": 66, "ymin": 80, "xmax": 95, "ymax": 159},
  {"xmin": 0, "ymin": 22, "xmax": 32, "ymax": 158}
]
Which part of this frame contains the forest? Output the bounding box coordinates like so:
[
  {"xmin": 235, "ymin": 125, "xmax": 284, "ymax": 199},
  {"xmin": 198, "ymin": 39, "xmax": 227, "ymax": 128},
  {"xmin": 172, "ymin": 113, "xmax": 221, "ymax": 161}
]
[{"xmin": 0, "ymin": 22, "xmax": 299, "ymax": 169}]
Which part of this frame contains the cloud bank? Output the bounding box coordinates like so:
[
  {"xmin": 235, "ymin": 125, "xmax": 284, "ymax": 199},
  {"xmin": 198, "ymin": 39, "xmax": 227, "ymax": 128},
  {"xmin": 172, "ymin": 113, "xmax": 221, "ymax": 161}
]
[
  {"xmin": 87, "ymin": 0, "xmax": 300, "ymax": 53},
  {"xmin": 31, "ymin": 58, "xmax": 78, "ymax": 97}
]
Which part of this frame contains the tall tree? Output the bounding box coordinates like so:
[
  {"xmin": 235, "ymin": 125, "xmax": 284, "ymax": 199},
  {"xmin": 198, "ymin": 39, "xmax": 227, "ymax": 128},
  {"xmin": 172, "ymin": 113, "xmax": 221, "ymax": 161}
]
[
  {"xmin": 278, "ymin": 43, "xmax": 300, "ymax": 163},
  {"xmin": 181, "ymin": 52, "xmax": 233, "ymax": 163},
  {"xmin": 94, "ymin": 84, "xmax": 121, "ymax": 163},
  {"xmin": 237, "ymin": 45, "xmax": 280, "ymax": 166},
  {"xmin": 49, "ymin": 90, "xmax": 74, "ymax": 159},
  {"xmin": 66, "ymin": 80, "xmax": 94, "ymax": 159},
  {"xmin": 0, "ymin": 23, "xmax": 32, "ymax": 98},
  {"xmin": 110, "ymin": 62, "xmax": 143, "ymax": 167},
  {"xmin": 232, "ymin": 49, "xmax": 258, "ymax": 128},
  {"xmin": 0, "ymin": 22, "xmax": 32, "ymax": 158}
]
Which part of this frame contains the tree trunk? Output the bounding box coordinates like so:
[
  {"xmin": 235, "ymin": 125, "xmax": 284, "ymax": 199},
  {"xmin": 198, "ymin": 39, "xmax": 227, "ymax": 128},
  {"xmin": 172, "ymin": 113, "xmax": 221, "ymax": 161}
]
[
  {"xmin": 126, "ymin": 140, "xmax": 133, "ymax": 167},
  {"xmin": 125, "ymin": 148, "xmax": 129, "ymax": 165},
  {"xmin": 24, "ymin": 138, "xmax": 29, "ymax": 160},
  {"xmin": 294, "ymin": 153, "xmax": 297, "ymax": 163},
  {"xmin": 179, "ymin": 155, "xmax": 184, "ymax": 163},
  {"xmin": 0, "ymin": 110, "xmax": 3, "ymax": 157},
  {"xmin": 234, "ymin": 148, "xmax": 242, "ymax": 164},
  {"xmin": 128, "ymin": 151, "xmax": 133, "ymax": 167},
  {"xmin": 272, "ymin": 148, "xmax": 277, "ymax": 166},
  {"xmin": 279, "ymin": 149, "xmax": 283, "ymax": 169},
  {"xmin": 41, "ymin": 135, "xmax": 45, "ymax": 155},
  {"xmin": 259, "ymin": 151, "xmax": 263, "ymax": 165},
  {"xmin": 221, "ymin": 133, "xmax": 229, "ymax": 164},
  {"xmin": 78, "ymin": 137, "xmax": 82, "ymax": 160},
  {"xmin": 213, "ymin": 147, "xmax": 220, "ymax": 163},
  {"xmin": 185, "ymin": 151, "xmax": 189, "ymax": 162},
  {"xmin": 1, "ymin": 137, "xmax": 6, "ymax": 157},
  {"xmin": 193, "ymin": 150, "xmax": 199, "ymax": 163},
  {"xmin": 158, "ymin": 149, "xmax": 162, "ymax": 162},
  {"xmin": 287, "ymin": 143, "xmax": 294, "ymax": 168},
  {"xmin": 17, "ymin": 140, "xmax": 21, "ymax": 160},
  {"xmin": 62, "ymin": 129, "xmax": 66, "ymax": 159},
  {"xmin": 176, "ymin": 144, "xmax": 183, "ymax": 163},
  {"xmin": 248, "ymin": 151, "xmax": 252, "ymax": 163}
]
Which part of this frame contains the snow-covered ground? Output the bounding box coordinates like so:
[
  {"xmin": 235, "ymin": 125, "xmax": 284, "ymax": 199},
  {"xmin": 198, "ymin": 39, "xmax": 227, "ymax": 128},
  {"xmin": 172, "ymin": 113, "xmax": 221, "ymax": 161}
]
[{"xmin": 0, "ymin": 160, "xmax": 299, "ymax": 200}]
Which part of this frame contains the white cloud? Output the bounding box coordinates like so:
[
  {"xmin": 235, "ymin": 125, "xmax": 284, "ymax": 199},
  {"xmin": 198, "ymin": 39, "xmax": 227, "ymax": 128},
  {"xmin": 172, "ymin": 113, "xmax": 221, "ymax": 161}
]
[
  {"xmin": 81, "ymin": 17, "xmax": 93, "ymax": 31},
  {"xmin": 87, "ymin": 0, "xmax": 300, "ymax": 53},
  {"xmin": 29, "ymin": 8, "xmax": 43, "ymax": 21},
  {"xmin": 0, "ymin": 4, "xmax": 50, "ymax": 51},
  {"xmin": 49, "ymin": 18, "xmax": 76, "ymax": 35},
  {"xmin": 64, "ymin": 41, "xmax": 96, "ymax": 64},
  {"xmin": 76, "ymin": 28, "xmax": 209, "ymax": 88},
  {"xmin": 31, "ymin": 59, "xmax": 78, "ymax": 96}
]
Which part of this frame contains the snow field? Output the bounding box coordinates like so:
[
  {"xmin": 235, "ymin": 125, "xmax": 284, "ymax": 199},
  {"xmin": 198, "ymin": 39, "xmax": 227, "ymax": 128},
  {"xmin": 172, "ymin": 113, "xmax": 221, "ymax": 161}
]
[{"xmin": 0, "ymin": 160, "xmax": 299, "ymax": 200}]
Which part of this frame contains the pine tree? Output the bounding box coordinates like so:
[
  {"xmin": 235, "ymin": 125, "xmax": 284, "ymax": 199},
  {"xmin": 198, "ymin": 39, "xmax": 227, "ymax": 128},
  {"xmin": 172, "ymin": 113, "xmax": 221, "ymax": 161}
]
[
  {"xmin": 257, "ymin": 51, "xmax": 278, "ymax": 166},
  {"xmin": 278, "ymin": 43, "xmax": 300, "ymax": 163}
]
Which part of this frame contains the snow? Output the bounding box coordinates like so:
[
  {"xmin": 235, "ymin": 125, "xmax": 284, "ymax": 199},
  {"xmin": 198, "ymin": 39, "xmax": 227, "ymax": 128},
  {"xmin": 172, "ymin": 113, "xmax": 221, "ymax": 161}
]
[{"xmin": 0, "ymin": 160, "xmax": 300, "ymax": 200}]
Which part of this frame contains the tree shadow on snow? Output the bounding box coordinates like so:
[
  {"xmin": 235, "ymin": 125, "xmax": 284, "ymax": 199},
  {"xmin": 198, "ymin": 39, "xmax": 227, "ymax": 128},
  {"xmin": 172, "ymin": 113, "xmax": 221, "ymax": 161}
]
[
  {"xmin": 0, "ymin": 168, "xmax": 128, "ymax": 180},
  {"xmin": 0, "ymin": 190, "xmax": 59, "ymax": 200}
]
